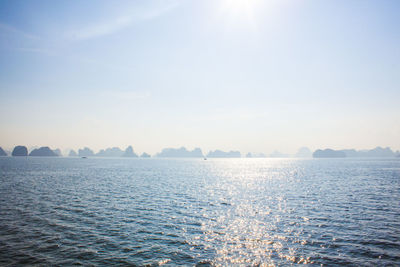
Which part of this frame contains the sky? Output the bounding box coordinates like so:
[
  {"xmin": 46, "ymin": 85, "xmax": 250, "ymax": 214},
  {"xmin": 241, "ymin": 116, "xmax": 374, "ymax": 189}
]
[{"xmin": 0, "ymin": 0, "xmax": 399, "ymax": 155}]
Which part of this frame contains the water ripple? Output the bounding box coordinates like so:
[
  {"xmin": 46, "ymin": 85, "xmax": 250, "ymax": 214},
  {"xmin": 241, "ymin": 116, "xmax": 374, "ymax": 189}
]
[{"xmin": 0, "ymin": 157, "xmax": 399, "ymax": 265}]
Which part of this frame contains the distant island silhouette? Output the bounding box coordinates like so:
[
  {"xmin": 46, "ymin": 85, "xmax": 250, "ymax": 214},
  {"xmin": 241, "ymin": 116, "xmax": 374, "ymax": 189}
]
[
  {"xmin": 78, "ymin": 147, "xmax": 95, "ymax": 157},
  {"xmin": 295, "ymin": 147, "xmax": 312, "ymax": 158},
  {"xmin": 246, "ymin": 152, "xmax": 266, "ymax": 158},
  {"xmin": 1, "ymin": 145, "xmax": 399, "ymax": 159},
  {"xmin": 29, "ymin": 146, "xmax": 58, "ymax": 157},
  {"xmin": 29, "ymin": 147, "xmax": 58, "ymax": 157},
  {"xmin": 313, "ymin": 147, "xmax": 398, "ymax": 158},
  {"xmin": 207, "ymin": 150, "xmax": 241, "ymax": 158},
  {"xmin": 96, "ymin": 147, "xmax": 124, "ymax": 157},
  {"xmin": 0, "ymin": 147, "xmax": 7, "ymax": 156},
  {"xmin": 69, "ymin": 150, "xmax": 78, "ymax": 157},
  {"xmin": 122, "ymin": 146, "xmax": 138, "ymax": 157},
  {"xmin": 12, "ymin": 146, "xmax": 28, "ymax": 156},
  {"xmin": 70, "ymin": 146, "xmax": 140, "ymax": 158},
  {"xmin": 140, "ymin": 152, "xmax": 151, "ymax": 158},
  {"xmin": 156, "ymin": 147, "xmax": 203, "ymax": 158},
  {"xmin": 313, "ymin": 149, "xmax": 346, "ymax": 158},
  {"xmin": 340, "ymin": 147, "xmax": 397, "ymax": 157},
  {"xmin": 53, "ymin": 148, "xmax": 62, "ymax": 156},
  {"xmin": 269, "ymin": 150, "xmax": 290, "ymax": 158}
]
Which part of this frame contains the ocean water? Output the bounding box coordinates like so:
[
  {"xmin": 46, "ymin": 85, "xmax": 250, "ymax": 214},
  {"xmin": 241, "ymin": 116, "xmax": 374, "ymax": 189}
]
[{"xmin": 0, "ymin": 157, "xmax": 399, "ymax": 266}]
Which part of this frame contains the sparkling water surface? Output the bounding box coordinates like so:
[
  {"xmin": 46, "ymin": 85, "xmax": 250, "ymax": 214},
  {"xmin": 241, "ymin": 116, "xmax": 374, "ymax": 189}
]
[{"xmin": 0, "ymin": 157, "xmax": 399, "ymax": 266}]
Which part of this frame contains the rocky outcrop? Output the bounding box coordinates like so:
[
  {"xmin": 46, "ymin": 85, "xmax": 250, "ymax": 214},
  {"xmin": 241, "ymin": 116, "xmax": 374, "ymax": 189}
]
[
  {"xmin": 29, "ymin": 147, "xmax": 58, "ymax": 157},
  {"xmin": 12, "ymin": 146, "xmax": 28, "ymax": 156}
]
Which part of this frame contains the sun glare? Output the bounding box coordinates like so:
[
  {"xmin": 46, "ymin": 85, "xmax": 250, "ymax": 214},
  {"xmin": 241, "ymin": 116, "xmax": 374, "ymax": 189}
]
[
  {"xmin": 222, "ymin": 0, "xmax": 261, "ymax": 17},
  {"xmin": 218, "ymin": 0, "xmax": 267, "ymax": 29}
]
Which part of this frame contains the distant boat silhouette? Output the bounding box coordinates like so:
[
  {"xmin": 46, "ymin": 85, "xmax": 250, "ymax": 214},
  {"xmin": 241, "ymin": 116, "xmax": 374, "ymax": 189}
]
[
  {"xmin": 204, "ymin": 157, "xmax": 207, "ymax": 160},
  {"xmin": 81, "ymin": 156, "xmax": 87, "ymax": 159}
]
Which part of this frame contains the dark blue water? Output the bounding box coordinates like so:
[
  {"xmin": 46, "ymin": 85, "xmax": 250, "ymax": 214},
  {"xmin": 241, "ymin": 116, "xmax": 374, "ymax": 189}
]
[{"xmin": 0, "ymin": 157, "xmax": 399, "ymax": 266}]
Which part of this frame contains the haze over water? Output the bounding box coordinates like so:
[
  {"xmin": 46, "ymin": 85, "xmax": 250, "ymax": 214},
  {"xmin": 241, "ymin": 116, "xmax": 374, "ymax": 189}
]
[
  {"xmin": 0, "ymin": 0, "xmax": 399, "ymax": 154},
  {"xmin": 1, "ymin": 0, "xmax": 400, "ymax": 265},
  {"xmin": 1, "ymin": 157, "xmax": 399, "ymax": 265}
]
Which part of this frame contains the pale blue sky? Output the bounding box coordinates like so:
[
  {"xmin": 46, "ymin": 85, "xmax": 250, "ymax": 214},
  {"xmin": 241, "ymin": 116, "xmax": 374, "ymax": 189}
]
[{"xmin": 0, "ymin": 0, "xmax": 399, "ymax": 154}]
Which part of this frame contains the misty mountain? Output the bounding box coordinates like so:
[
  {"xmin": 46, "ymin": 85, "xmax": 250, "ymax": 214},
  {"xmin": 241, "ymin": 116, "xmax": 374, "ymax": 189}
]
[
  {"xmin": 122, "ymin": 146, "xmax": 138, "ymax": 157},
  {"xmin": 140, "ymin": 152, "xmax": 151, "ymax": 158},
  {"xmin": 340, "ymin": 149, "xmax": 359, "ymax": 157},
  {"xmin": 0, "ymin": 147, "xmax": 7, "ymax": 156},
  {"xmin": 340, "ymin": 147, "xmax": 396, "ymax": 157},
  {"xmin": 313, "ymin": 149, "xmax": 346, "ymax": 158},
  {"xmin": 53, "ymin": 148, "xmax": 62, "ymax": 157},
  {"xmin": 207, "ymin": 150, "xmax": 241, "ymax": 158},
  {"xmin": 69, "ymin": 150, "xmax": 78, "ymax": 157},
  {"xmin": 96, "ymin": 147, "xmax": 124, "ymax": 157},
  {"xmin": 156, "ymin": 147, "xmax": 203, "ymax": 158},
  {"xmin": 365, "ymin": 147, "xmax": 395, "ymax": 157},
  {"xmin": 246, "ymin": 152, "xmax": 266, "ymax": 158},
  {"xmin": 269, "ymin": 151, "xmax": 290, "ymax": 158},
  {"xmin": 295, "ymin": 147, "xmax": 312, "ymax": 158},
  {"xmin": 12, "ymin": 146, "xmax": 28, "ymax": 156},
  {"xmin": 29, "ymin": 147, "xmax": 58, "ymax": 157},
  {"xmin": 78, "ymin": 147, "xmax": 95, "ymax": 157}
]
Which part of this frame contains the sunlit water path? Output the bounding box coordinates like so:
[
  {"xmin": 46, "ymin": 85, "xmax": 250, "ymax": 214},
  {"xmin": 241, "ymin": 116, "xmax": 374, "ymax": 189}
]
[{"xmin": 0, "ymin": 158, "xmax": 399, "ymax": 265}]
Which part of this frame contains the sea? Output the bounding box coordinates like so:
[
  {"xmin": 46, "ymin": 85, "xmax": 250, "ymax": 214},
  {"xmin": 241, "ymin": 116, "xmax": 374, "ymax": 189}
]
[{"xmin": 0, "ymin": 157, "xmax": 399, "ymax": 266}]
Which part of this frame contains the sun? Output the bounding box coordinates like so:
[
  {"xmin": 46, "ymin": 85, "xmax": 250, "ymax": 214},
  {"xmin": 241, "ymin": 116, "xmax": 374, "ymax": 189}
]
[
  {"xmin": 223, "ymin": 0, "xmax": 261, "ymax": 10},
  {"xmin": 218, "ymin": 0, "xmax": 263, "ymax": 27},
  {"xmin": 221, "ymin": 0, "xmax": 261, "ymax": 18}
]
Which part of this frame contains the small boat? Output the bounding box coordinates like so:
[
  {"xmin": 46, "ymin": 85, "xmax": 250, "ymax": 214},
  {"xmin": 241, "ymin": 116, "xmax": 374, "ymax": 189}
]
[
  {"xmin": 81, "ymin": 156, "xmax": 87, "ymax": 159},
  {"xmin": 204, "ymin": 157, "xmax": 207, "ymax": 160}
]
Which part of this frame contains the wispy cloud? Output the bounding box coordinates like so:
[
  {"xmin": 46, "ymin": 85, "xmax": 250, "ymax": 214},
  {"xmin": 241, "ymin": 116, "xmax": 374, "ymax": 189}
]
[
  {"xmin": 67, "ymin": 1, "xmax": 180, "ymax": 41},
  {"xmin": 0, "ymin": 23, "xmax": 48, "ymax": 54},
  {"xmin": 68, "ymin": 16, "xmax": 133, "ymax": 41},
  {"xmin": 0, "ymin": 23, "xmax": 40, "ymax": 40},
  {"xmin": 11, "ymin": 47, "xmax": 55, "ymax": 56}
]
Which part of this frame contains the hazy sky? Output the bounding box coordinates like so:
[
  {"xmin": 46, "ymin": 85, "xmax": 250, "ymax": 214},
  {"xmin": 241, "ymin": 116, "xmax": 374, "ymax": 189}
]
[{"xmin": 0, "ymin": 0, "xmax": 399, "ymax": 154}]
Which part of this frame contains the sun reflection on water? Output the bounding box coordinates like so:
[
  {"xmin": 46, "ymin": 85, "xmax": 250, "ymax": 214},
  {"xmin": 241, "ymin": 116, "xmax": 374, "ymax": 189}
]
[
  {"xmin": 1, "ymin": 158, "xmax": 399, "ymax": 265},
  {"xmin": 185, "ymin": 159, "xmax": 313, "ymax": 265}
]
